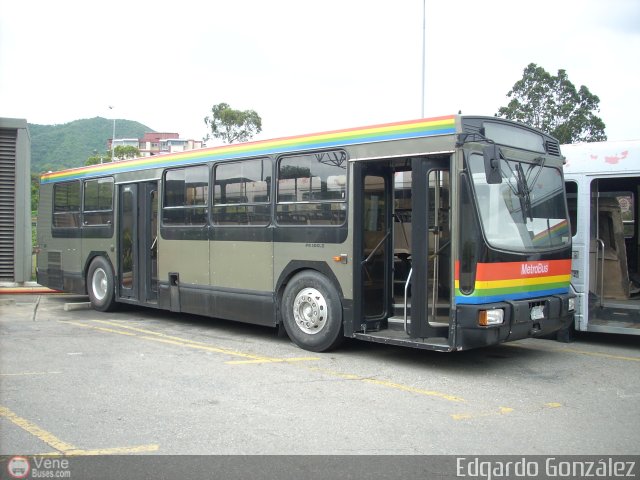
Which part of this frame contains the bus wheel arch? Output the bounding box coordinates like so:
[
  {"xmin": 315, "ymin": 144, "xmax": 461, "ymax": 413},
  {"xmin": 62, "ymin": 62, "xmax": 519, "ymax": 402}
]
[
  {"xmin": 86, "ymin": 255, "xmax": 117, "ymax": 312},
  {"xmin": 83, "ymin": 252, "xmax": 110, "ymax": 290},
  {"xmin": 280, "ymin": 268, "xmax": 344, "ymax": 352},
  {"xmin": 275, "ymin": 261, "xmax": 344, "ymax": 323}
]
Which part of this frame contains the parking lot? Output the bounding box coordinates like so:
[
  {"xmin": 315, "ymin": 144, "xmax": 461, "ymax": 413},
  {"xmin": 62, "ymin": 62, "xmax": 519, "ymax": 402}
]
[{"xmin": 1, "ymin": 293, "xmax": 639, "ymax": 456}]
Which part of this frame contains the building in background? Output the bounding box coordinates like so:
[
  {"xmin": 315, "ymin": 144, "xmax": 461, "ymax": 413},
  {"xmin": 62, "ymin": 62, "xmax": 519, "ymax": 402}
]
[
  {"xmin": 109, "ymin": 132, "xmax": 204, "ymax": 158},
  {"xmin": 0, "ymin": 117, "xmax": 31, "ymax": 283}
]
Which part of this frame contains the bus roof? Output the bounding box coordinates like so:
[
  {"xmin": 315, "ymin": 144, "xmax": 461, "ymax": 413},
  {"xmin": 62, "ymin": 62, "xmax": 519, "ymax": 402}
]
[
  {"xmin": 40, "ymin": 115, "xmax": 457, "ymax": 184},
  {"xmin": 562, "ymin": 139, "xmax": 640, "ymax": 175}
]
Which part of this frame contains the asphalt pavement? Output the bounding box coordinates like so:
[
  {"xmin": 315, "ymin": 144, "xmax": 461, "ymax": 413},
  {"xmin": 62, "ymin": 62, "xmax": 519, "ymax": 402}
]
[{"xmin": 1, "ymin": 292, "xmax": 639, "ymax": 456}]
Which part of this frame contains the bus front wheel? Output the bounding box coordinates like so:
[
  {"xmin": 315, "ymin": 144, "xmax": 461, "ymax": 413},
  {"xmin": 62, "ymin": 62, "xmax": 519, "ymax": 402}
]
[
  {"xmin": 87, "ymin": 256, "xmax": 117, "ymax": 312},
  {"xmin": 281, "ymin": 271, "xmax": 344, "ymax": 352}
]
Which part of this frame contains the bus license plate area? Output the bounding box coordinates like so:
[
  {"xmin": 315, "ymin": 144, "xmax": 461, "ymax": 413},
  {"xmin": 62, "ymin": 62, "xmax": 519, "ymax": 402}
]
[{"xmin": 530, "ymin": 304, "xmax": 545, "ymax": 321}]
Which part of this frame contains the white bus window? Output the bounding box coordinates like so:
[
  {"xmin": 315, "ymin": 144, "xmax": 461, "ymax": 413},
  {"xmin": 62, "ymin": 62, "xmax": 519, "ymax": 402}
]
[{"xmin": 617, "ymin": 194, "xmax": 635, "ymax": 238}]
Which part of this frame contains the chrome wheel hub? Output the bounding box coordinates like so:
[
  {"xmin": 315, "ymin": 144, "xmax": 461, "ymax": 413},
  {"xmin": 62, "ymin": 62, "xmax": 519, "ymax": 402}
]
[
  {"xmin": 292, "ymin": 287, "xmax": 327, "ymax": 335},
  {"xmin": 92, "ymin": 267, "xmax": 108, "ymax": 301}
]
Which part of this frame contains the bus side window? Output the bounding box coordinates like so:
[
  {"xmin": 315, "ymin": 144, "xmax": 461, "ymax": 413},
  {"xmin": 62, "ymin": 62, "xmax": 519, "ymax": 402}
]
[
  {"xmin": 163, "ymin": 165, "xmax": 209, "ymax": 226},
  {"xmin": 212, "ymin": 158, "xmax": 271, "ymax": 226},
  {"xmin": 276, "ymin": 151, "xmax": 347, "ymax": 225},
  {"xmin": 83, "ymin": 177, "xmax": 114, "ymax": 226},
  {"xmin": 53, "ymin": 181, "xmax": 81, "ymax": 228}
]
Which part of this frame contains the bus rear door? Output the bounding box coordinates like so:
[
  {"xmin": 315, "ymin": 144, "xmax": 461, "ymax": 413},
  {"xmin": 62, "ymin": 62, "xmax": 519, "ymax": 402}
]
[{"xmin": 118, "ymin": 181, "xmax": 158, "ymax": 305}]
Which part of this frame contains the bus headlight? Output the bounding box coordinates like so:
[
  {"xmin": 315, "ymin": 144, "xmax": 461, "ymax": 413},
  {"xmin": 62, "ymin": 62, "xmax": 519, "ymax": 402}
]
[
  {"xmin": 568, "ymin": 297, "xmax": 576, "ymax": 312},
  {"xmin": 478, "ymin": 308, "xmax": 504, "ymax": 326}
]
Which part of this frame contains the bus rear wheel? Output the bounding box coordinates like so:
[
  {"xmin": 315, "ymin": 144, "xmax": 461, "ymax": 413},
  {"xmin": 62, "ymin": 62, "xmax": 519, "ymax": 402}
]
[
  {"xmin": 87, "ymin": 256, "xmax": 117, "ymax": 312},
  {"xmin": 281, "ymin": 271, "xmax": 344, "ymax": 352}
]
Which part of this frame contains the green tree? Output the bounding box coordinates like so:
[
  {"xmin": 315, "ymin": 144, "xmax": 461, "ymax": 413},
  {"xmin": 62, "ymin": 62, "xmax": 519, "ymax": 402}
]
[
  {"xmin": 85, "ymin": 150, "xmax": 110, "ymax": 166},
  {"xmin": 497, "ymin": 63, "xmax": 607, "ymax": 144},
  {"xmin": 204, "ymin": 103, "xmax": 262, "ymax": 144},
  {"xmin": 85, "ymin": 145, "xmax": 140, "ymax": 166},
  {"xmin": 113, "ymin": 145, "xmax": 140, "ymax": 161}
]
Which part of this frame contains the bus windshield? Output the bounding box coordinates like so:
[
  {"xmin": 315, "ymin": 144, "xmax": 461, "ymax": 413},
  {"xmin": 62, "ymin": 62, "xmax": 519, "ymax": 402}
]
[{"xmin": 468, "ymin": 153, "xmax": 570, "ymax": 251}]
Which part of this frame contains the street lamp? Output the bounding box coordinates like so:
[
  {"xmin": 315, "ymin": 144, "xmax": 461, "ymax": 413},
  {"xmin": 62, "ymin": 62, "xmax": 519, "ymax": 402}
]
[{"xmin": 109, "ymin": 105, "xmax": 116, "ymax": 162}]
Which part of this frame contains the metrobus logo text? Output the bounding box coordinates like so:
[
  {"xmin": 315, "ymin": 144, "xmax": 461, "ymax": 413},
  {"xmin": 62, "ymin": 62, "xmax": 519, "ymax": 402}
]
[{"xmin": 521, "ymin": 262, "xmax": 550, "ymax": 275}]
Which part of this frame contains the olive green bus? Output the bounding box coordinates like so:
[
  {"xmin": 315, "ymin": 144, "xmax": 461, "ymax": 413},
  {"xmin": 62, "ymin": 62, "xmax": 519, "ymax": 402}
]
[{"xmin": 37, "ymin": 114, "xmax": 574, "ymax": 352}]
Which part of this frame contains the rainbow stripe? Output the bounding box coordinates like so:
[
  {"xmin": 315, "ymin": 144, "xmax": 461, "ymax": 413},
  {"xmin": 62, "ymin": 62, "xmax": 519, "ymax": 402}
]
[
  {"xmin": 532, "ymin": 220, "xmax": 570, "ymax": 246},
  {"xmin": 40, "ymin": 115, "xmax": 457, "ymax": 184},
  {"xmin": 455, "ymin": 259, "xmax": 571, "ymax": 304}
]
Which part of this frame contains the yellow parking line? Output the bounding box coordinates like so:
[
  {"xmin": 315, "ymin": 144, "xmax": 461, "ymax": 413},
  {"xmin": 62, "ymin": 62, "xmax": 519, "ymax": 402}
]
[
  {"xmin": 0, "ymin": 405, "xmax": 78, "ymax": 453},
  {"xmin": 60, "ymin": 320, "xmax": 91, "ymax": 328},
  {"xmin": 362, "ymin": 378, "xmax": 466, "ymax": 403},
  {"xmin": 39, "ymin": 444, "xmax": 160, "ymax": 456},
  {"xmin": 508, "ymin": 342, "xmax": 640, "ymax": 362},
  {"xmin": 304, "ymin": 366, "xmax": 466, "ymax": 403},
  {"xmin": 95, "ymin": 320, "xmax": 321, "ymax": 366},
  {"xmin": 226, "ymin": 357, "xmax": 320, "ymax": 365},
  {"xmin": 451, "ymin": 406, "xmax": 514, "ymax": 421},
  {"xmin": 451, "ymin": 402, "xmax": 563, "ymax": 421},
  {"xmin": 68, "ymin": 319, "xmax": 461, "ymax": 402},
  {"xmin": 94, "ymin": 320, "xmax": 269, "ymax": 361},
  {"xmin": 562, "ymin": 348, "xmax": 640, "ymax": 362},
  {"xmin": 1, "ymin": 404, "xmax": 160, "ymax": 455},
  {"xmin": 60, "ymin": 321, "xmax": 136, "ymax": 337},
  {"xmin": 62, "ymin": 319, "xmax": 275, "ymax": 362},
  {"xmin": 137, "ymin": 334, "xmax": 268, "ymax": 358},
  {"xmin": 94, "ymin": 326, "xmax": 136, "ymax": 336},
  {"xmin": 71, "ymin": 444, "xmax": 160, "ymax": 455}
]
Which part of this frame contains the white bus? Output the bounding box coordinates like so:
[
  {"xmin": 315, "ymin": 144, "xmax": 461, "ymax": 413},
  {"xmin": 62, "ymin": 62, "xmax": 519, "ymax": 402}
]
[{"xmin": 563, "ymin": 140, "xmax": 640, "ymax": 338}]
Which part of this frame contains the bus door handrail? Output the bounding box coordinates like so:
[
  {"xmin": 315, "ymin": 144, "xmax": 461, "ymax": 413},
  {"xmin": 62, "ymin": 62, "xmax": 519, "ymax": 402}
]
[
  {"xmin": 362, "ymin": 231, "xmax": 391, "ymax": 265},
  {"xmin": 404, "ymin": 267, "xmax": 413, "ymax": 333},
  {"xmin": 596, "ymin": 237, "xmax": 605, "ymax": 307}
]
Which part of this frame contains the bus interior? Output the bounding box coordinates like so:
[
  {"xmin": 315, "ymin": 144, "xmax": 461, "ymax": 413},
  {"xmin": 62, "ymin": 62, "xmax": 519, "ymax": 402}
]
[
  {"xmin": 566, "ymin": 175, "xmax": 640, "ymax": 334},
  {"xmin": 358, "ymin": 154, "xmax": 453, "ymax": 348}
]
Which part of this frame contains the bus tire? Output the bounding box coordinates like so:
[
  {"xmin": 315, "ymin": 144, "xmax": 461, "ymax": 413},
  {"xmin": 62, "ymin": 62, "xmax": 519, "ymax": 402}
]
[
  {"xmin": 281, "ymin": 270, "xmax": 344, "ymax": 352},
  {"xmin": 87, "ymin": 256, "xmax": 117, "ymax": 312}
]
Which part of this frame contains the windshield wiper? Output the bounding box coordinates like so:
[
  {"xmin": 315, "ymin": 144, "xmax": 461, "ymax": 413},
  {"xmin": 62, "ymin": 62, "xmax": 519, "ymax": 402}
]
[
  {"xmin": 499, "ymin": 158, "xmax": 533, "ymax": 222},
  {"xmin": 515, "ymin": 163, "xmax": 533, "ymax": 221},
  {"xmin": 524, "ymin": 156, "xmax": 545, "ymax": 191}
]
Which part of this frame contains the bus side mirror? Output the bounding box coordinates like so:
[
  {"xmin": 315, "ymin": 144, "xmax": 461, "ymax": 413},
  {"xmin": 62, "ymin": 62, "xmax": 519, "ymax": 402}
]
[{"xmin": 483, "ymin": 144, "xmax": 502, "ymax": 184}]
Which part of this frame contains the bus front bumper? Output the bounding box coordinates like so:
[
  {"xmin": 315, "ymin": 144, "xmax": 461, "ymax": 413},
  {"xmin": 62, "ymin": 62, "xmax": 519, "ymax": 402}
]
[{"xmin": 454, "ymin": 294, "xmax": 575, "ymax": 350}]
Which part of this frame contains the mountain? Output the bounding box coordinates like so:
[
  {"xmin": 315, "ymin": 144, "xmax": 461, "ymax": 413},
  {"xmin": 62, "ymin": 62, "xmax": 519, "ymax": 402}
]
[{"xmin": 29, "ymin": 117, "xmax": 153, "ymax": 173}]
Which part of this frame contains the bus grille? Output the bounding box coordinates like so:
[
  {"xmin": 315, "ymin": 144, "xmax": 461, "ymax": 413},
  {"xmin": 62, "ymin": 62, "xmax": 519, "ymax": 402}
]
[{"xmin": 545, "ymin": 140, "xmax": 561, "ymax": 156}]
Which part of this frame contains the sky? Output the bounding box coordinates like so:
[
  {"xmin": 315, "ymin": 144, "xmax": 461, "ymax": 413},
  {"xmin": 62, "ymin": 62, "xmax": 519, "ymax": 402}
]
[{"xmin": 1, "ymin": 0, "xmax": 639, "ymax": 145}]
